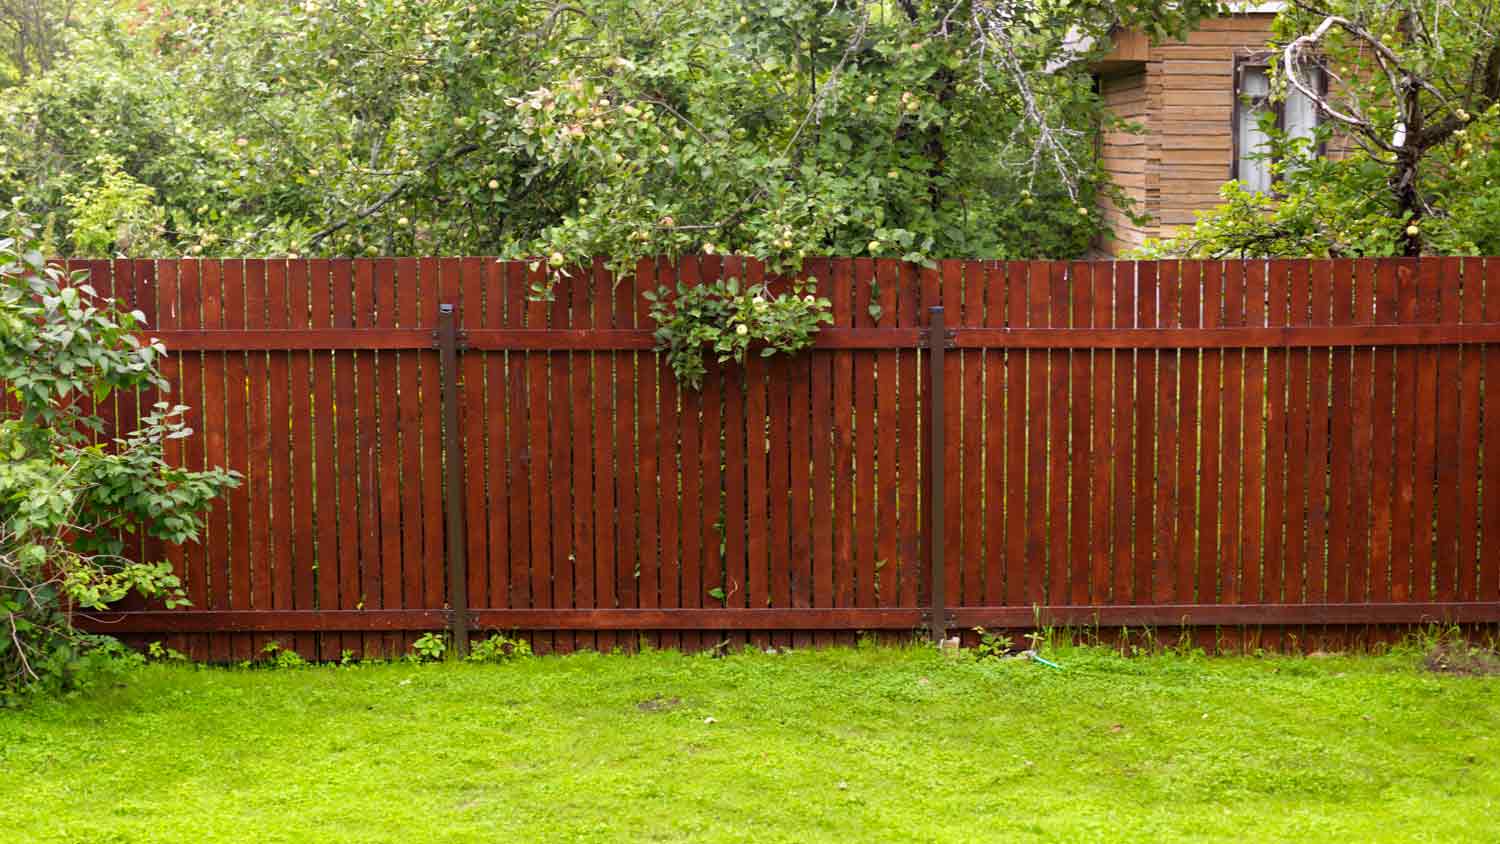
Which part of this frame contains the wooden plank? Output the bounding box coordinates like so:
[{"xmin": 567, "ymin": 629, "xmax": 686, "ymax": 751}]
[
  {"xmin": 123, "ymin": 261, "xmax": 149, "ymax": 569},
  {"xmin": 1281, "ymin": 261, "xmax": 1310, "ymax": 604},
  {"xmin": 550, "ymin": 265, "xmax": 578, "ymax": 652},
  {"xmin": 458, "ymin": 258, "xmax": 490, "ymax": 617},
  {"xmin": 570, "ymin": 261, "xmax": 599, "ymax": 652},
  {"xmin": 1325, "ymin": 260, "xmax": 1356, "ymax": 605},
  {"xmin": 981, "ymin": 262, "xmax": 1007, "ymax": 605},
  {"xmin": 1348, "ymin": 259, "xmax": 1378, "ymax": 603},
  {"xmin": 1483, "ymin": 258, "xmax": 1500, "ymax": 602},
  {"xmin": 591, "ymin": 260, "xmax": 619, "ymax": 653},
  {"xmin": 1133, "ymin": 263, "xmax": 1157, "ymax": 604},
  {"xmin": 675, "ymin": 257, "xmax": 703, "ymax": 652},
  {"xmin": 1368, "ymin": 260, "xmax": 1399, "ymax": 602},
  {"xmin": 503, "ymin": 264, "xmax": 533, "ymax": 623},
  {"xmin": 856, "ymin": 259, "xmax": 883, "ymax": 611},
  {"xmin": 424, "ymin": 260, "xmax": 452, "ymax": 624},
  {"xmin": 1304, "ymin": 260, "xmax": 1333, "ymax": 605},
  {"xmin": 176, "ymin": 260, "xmax": 211, "ymax": 658},
  {"xmin": 1218, "ymin": 261, "xmax": 1244, "ymax": 605},
  {"xmin": 957, "ymin": 260, "xmax": 984, "ymax": 608},
  {"xmin": 875, "ymin": 259, "xmax": 901, "ymax": 612},
  {"xmin": 1174, "ymin": 262, "xmax": 1202, "ymax": 606},
  {"xmin": 1047, "ymin": 262, "xmax": 1070, "ymax": 605},
  {"xmin": 808, "ymin": 266, "xmax": 835, "ymax": 645},
  {"xmin": 1456, "ymin": 258, "xmax": 1484, "ymax": 603},
  {"xmin": 1197, "ymin": 262, "xmax": 1223, "ymax": 603},
  {"xmin": 1090, "ymin": 263, "xmax": 1115, "ymax": 604},
  {"xmin": 78, "ymin": 601, "xmax": 1500, "ymax": 634},
  {"xmin": 1069, "ymin": 262, "xmax": 1093, "ymax": 605},
  {"xmin": 1153, "ymin": 261, "xmax": 1179, "ymax": 604},
  {"xmin": 829, "ymin": 259, "xmax": 858, "ymax": 641},
  {"xmin": 1433, "ymin": 257, "xmax": 1463, "ymax": 603},
  {"xmin": 1390, "ymin": 260, "xmax": 1420, "ymax": 602},
  {"xmin": 787, "ymin": 263, "xmax": 816, "ymax": 647},
  {"xmin": 1262, "ymin": 261, "xmax": 1290, "ymax": 608},
  {"xmin": 395, "ymin": 259, "xmax": 424, "ymax": 653},
  {"xmin": 266, "ymin": 260, "xmax": 296, "ymax": 640},
  {"xmin": 899, "ymin": 262, "xmax": 922, "ymax": 610},
  {"xmin": 1411, "ymin": 260, "xmax": 1441, "ymax": 601},
  {"xmin": 143, "ymin": 322, "xmax": 1500, "ymax": 352},
  {"xmin": 332, "ymin": 260, "xmax": 362, "ymax": 660},
  {"xmin": 243, "ymin": 260, "xmax": 276, "ymax": 654},
  {"xmin": 743, "ymin": 259, "xmax": 771, "ymax": 647},
  {"xmin": 523, "ymin": 264, "xmax": 553, "ymax": 652},
  {"xmin": 286, "ymin": 261, "xmax": 317, "ymax": 659},
  {"xmin": 155, "ymin": 261, "xmax": 188, "ymax": 655},
  {"xmin": 1111, "ymin": 263, "xmax": 1136, "ymax": 603},
  {"xmin": 918, "ymin": 262, "xmax": 941, "ymax": 618},
  {"xmin": 650, "ymin": 259, "xmax": 676, "ymax": 651},
  {"xmin": 309, "ymin": 260, "xmax": 340, "ymax": 660},
  {"xmin": 1025, "ymin": 262, "xmax": 1050, "ymax": 605},
  {"xmin": 1239, "ymin": 260, "xmax": 1265, "ymax": 604},
  {"xmin": 373, "ymin": 260, "xmax": 402, "ymax": 657}
]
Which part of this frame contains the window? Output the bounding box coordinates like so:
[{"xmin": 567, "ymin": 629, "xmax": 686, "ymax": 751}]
[{"xmin": 1232, "ymin": 58, "xmax": 1324, "ymax": 194}]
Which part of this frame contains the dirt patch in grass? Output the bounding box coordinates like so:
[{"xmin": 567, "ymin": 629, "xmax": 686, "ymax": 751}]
[
  {"xmin": 1423, "ymin": 642, "xmax": 1500, "ymax": 676},
  {"xmin": 636, "ymin": 694, "xmax": 683, "ymax": 712}
]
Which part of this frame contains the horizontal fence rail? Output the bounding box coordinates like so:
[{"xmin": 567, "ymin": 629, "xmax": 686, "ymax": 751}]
[{"xmin": 9, "ymin": 255, "xmax": 1496, "ymax": 658}]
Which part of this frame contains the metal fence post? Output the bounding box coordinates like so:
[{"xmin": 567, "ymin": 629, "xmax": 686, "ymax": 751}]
[
  {"xmin": 928, "ymin": 305, "xmax": 947, "ymax": 643},
  {"xmin": 437, "ymin": 304, "xmax": 470, "ymax": 658}
]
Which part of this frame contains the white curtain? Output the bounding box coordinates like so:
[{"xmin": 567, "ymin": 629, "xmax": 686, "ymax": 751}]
[{"xmin": 1236, "ymin": 67, "xmax": 1273, "ymax": 194}]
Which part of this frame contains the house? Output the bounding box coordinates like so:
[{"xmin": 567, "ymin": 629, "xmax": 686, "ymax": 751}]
[{"xmin": 1090, "ymin": 5, "xmax": 1326, "ymax": 255}]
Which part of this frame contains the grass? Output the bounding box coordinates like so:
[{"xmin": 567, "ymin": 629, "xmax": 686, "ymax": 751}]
[{"xmin": 2, "ymin": 640, "xmax": 1498, "ymax": 843}]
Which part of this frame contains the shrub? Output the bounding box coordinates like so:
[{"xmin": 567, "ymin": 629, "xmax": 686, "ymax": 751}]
[
  {"xmin": 0, "ymin": 210, "xmax": 238, "ymax": 702},
  {"xmin": 645, "ymin": 276, "xmax": 832, "ymax": 389}
]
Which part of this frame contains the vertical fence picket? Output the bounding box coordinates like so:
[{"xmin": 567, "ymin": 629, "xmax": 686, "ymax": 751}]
[
  {"xmin": 309, "ymin": 259, "xmax": 340, "ymax": 661},
  {"xmin": 1132, "ymin": 263, "xmax": 1157, "ymax": 605},
  {"xmin": 1411, "ymin": 260, "xmax": 1441, "ymax": 602},
  {"xmin": 875, "ymin": 259, "xmax": 902, "ymax": 617},
  {"xmin": 1153, "ymin": 261, "xmax": 1179, "ymax": 605},
  {"xmin": 1175, "ymin": 261, "xmax": 1203, "ymax": 609},
  {"xmin": 592, "ymin": 259, "xmax": 619, "ymax": 654},
  {"xmin": 1369, "ymin": 261, "xmax": 1399, "ymax": 604},
  {"xmin": 1456, "ymin": 257, "xmax": 1484, "ymax": 603},
  {"xmin": 897, "ymin": 261, "xmax": 923, "ymax": 612},
  {"xmin": 1433, "ymin": 257, "xmax": 1464, "ymax": 603},
  {"xmin": 675, "ymin": 257, "xmax": 703, "ymax": 653},
  {"xmin": 427, "ymin": 260, "xmax": 454, "ymax": 632},
  {"xmin": 1068, "ymin": 261, "xmax": 1093, "ymax": 606},
  {"xmin": 1348, "ymin": 259, "xmax": 1378, "ymax": 605},
  {"xmin": 287, "ymin": 260, "xmax": 317, "ymax": 660},
  {"xmin": 1482, "ymin": 258, "xmax": 1500, "ymax": 602}
]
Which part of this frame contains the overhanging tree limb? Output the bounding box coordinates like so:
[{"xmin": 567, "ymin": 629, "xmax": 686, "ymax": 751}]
[{"xmin": 304, "ymin": 143, "xmax": 479, "ymax": 249}]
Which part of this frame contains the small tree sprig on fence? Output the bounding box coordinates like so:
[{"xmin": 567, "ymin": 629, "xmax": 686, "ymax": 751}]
[
  {"xmin": 1, "ymin": 211, "xmax": 239, "ymax": 702},
  {"xmin": 645, "ymin": 276, "xmax": 832, "ymax": 390}
]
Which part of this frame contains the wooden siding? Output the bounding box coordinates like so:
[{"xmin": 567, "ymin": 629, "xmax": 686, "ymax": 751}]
[
  {"xmin": 1095, "ymin": 13, "xmax": 1278, "ymax": 255},
  {"xmin": 1096, "ymin": 68, "xmax": 1152, "ymax": 255}
]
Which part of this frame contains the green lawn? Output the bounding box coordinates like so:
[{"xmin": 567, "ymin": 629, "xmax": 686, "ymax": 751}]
[{"xmin": 2, "ymin": 642, "xmax": 1497, "ymax": 843}]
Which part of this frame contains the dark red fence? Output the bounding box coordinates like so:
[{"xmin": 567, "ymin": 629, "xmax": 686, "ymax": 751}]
[{"xmin": 34, "ymin": 257, "xmax": 1500, "ymax": 658}]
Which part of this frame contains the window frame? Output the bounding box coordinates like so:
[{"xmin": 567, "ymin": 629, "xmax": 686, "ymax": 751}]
[{"xmin": 1229, "ymin": 51, "xmax": 1328, "ymax": 185}]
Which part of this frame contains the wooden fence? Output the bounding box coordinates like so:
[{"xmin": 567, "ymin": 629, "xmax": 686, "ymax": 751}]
[{"xmin": 32, "ymin": 256, "xmax": 1500, "ymax": 658}]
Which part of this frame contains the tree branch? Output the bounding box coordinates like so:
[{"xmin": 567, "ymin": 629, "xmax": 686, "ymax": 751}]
[{"xmin": 304, "ymin": 144, "xmax": 479, "ymax": 250}]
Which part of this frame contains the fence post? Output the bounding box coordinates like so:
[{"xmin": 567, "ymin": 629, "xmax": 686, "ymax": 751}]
[
  {"xmin": 437, "ymin": 303, "xmax": 470, "ymax": 658},
  {"xmin": 927, "ymin": 305, "xmax": 947, "ymax": 643}
]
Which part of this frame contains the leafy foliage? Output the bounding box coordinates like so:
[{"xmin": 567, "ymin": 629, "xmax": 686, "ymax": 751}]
[
  {"xmin": 0, "ymin": 210, "xmax": 238, "ymax": 701},
  {"xmin": 0, "ymin": 0, "xmax": 1221, "ymax": 274},
  {"xmin": 645, "ymin": 276, "xmax": 831, "ymax": 390},
  {"xmin": 465, "ymin": 632, "xmax": 532, "ymax": 663}
]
